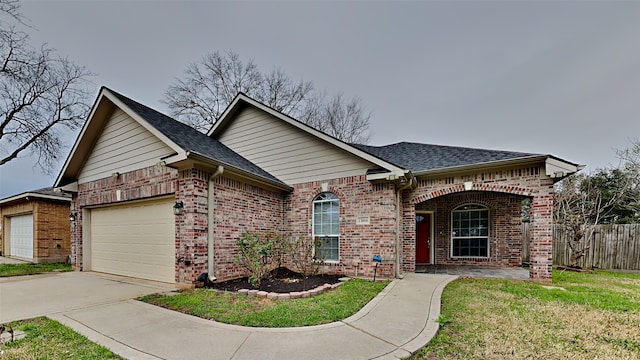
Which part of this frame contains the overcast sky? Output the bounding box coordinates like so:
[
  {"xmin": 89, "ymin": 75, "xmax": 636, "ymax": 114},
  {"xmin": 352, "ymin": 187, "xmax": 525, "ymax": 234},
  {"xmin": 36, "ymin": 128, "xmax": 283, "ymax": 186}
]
[{"xmin": 1, "ymin": 0, "xmax": 639, "ymax": 198}]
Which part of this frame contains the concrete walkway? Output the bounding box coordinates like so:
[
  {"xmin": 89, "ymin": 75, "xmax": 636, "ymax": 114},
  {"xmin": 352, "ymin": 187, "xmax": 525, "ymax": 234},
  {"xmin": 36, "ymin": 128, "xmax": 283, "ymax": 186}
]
[
  {"xmin": 1, "ymin": 272, "xmax": 456, "ymax": 360},
  {"xmin": 0, "ymin": 256, "xmax": 29, "ymax": 264},
  {"xmin": 416, "ymin": 265, "xmax": 531, "ymax": 280}
]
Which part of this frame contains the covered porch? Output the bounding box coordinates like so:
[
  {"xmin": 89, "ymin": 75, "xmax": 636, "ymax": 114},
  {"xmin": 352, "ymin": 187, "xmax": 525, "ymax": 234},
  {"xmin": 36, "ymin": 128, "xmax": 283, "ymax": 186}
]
[{"xmin": 401, "ymin": 170, "xmax": 555, "ymax": 282}]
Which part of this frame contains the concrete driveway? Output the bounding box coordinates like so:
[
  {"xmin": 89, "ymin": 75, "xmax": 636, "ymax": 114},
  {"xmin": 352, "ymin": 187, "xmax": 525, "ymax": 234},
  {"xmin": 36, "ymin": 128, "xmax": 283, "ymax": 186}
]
[
  {"xmin": 0, "ymin": 271, "xmax": 457, "ymax": 360},
  {"xmin": 0, "ymin": 272, "xmax": 175, "ymax": 323}
]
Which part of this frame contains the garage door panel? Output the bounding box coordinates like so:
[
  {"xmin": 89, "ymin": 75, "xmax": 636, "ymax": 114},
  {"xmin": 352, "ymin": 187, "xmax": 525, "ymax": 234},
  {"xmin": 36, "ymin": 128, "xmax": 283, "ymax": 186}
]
[
  {"xmin": 90, "ymin": 198, "xmax": 175, "ymax": 283},
  {"xmin": 91, "ymin": 259, "xmax": 174, "ymax": 282},
  {"xmin": 10, "ymin": 214, "xmax": 33, "ymax": 259}
]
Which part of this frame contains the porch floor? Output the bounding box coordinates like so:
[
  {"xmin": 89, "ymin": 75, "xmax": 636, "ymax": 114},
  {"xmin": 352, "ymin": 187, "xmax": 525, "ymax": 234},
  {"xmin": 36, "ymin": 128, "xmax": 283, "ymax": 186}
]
[{"xmin": 415, "ymin": 265, "xmax": 530, "ymax": 280}]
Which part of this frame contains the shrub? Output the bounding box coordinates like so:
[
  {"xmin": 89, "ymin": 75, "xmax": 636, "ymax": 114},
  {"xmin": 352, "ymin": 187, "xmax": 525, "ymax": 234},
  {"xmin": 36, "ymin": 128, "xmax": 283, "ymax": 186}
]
[
  {"xmin": 234, "ymin": 231, "xmax": 282, "ymax": 287},
  {"xmin": 283, "ymin": 235, "xmax": 325, "ymax": 277}
]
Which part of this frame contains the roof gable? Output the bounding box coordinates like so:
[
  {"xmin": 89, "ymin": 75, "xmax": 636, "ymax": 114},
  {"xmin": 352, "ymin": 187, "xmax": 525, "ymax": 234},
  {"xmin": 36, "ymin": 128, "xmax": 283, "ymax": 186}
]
[
  {"xmin": 55, "ymin": 88, "xmax": 288, "ymax": 189},
  {"xmin": 208, "ymin": 93, "xmax": 407, "ymax": 179}
]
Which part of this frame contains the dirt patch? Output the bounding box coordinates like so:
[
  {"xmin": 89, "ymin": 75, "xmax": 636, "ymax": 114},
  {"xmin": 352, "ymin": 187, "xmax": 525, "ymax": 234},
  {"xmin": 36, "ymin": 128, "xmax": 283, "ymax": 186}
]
[
  {"xmin": 211, "ymin": 267, "xmax": 343, "ymax": 293},
  {"xmin": 557, "ymin": 266, "xmax": 594, "ymax": 273}
]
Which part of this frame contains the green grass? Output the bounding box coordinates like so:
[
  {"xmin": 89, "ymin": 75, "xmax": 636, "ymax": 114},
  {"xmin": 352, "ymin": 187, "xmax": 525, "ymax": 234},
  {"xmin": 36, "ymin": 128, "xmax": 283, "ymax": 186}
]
[
  {"xmin": 0, "ymin": 262, "xmax": 71, "ymax": 277},
  {"xmin": 413, "ymin": 270, "xmax": 640, "ymax": 359},
  {"xmin": 140, "ymin": 278, "xmax": 389, "ymax": 327},
  {"xmin": 0, "ymin": 317, "xmax": 122, "ymax": 359}
]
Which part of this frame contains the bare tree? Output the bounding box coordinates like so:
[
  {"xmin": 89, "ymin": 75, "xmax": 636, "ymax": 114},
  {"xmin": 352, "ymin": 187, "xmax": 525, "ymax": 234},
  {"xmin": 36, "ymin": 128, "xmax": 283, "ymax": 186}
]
[
  {"xmin": 554, "ymin": 172, "xmax": 629, "ymax": 267},
  {"xmin": 0, "ymin": 0, "xmax": 93, "ymax": 172},
  {"xmin": 618, "ymin": 138, "xmax": 640, "ymax": 170},
  {"xmin": 164, "ymin": 49, "xmax": 372, "ymax": 143},
  {"xmin": 300, "ymin": 92, "xmax": 371, "ymax": 144}
]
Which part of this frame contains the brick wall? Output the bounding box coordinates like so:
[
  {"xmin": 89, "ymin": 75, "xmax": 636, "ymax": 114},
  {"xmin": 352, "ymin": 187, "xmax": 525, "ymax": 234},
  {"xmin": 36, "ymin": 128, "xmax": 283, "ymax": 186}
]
[
  {"xmin": 71, "ymin": 165, "xmax": 178, "ymax": 273},
  {"xmin": 210, "ymin": 176, "xmax": 285, "ymax": 282},
  {"xmin": 33, "ymin": 201, "xmax": 71, "ymax": 263},
  {"xmin": 1, "ymin": 200, "xmax": 70, "ymax": 263},
  {"xmin": 285, "ymin": 175, "xmax": 397, "ymax": 279},
  {"xmin": 72, "ymin": 165, "xmax": 287, "ymax": 284},
  {"xmin": 415, "ymin": 192, "xmax": 525, "ymax": 267},
  {"xmin": 402, "ymin": 165, "xmax": 555, "ymax": 281}
]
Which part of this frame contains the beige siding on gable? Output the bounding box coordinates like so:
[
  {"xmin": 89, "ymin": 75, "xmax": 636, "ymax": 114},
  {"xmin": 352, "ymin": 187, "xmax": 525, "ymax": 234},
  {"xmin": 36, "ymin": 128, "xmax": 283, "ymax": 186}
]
[
  {"xmin": 79, "ymin": 109, "xmax": 174, "ymax": 183},
  {"xmin": 218, "ymin": 107, "xmax": 374, "ymax": 184}
]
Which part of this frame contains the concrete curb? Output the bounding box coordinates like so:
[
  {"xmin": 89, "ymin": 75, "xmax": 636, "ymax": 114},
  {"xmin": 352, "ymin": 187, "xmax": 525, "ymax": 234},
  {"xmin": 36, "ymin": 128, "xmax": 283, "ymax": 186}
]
[{"xmin": 49, "ymin": 312, "xmax": 161, "ymax": 360}]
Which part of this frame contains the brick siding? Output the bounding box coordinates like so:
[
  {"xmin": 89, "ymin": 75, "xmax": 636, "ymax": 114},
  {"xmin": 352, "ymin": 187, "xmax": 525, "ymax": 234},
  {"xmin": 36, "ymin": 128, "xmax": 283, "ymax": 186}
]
[
  {"xmin": 285, "ymin": 176, "xmax": 398, "ymax": 279},
  {"xmin": 403, "ymin": 165, "xmax": 554, "ymax": 281},
  {"xmin": 1, "ymin": 200, "xmax": 71, "ymax": 263},
  {"xmin": 71, "ymin": 165, "xmax": 179, "ymax": 273},
  {"xmin": 70, "ymin": 163, "xmax": 555, "ymax": 284}
]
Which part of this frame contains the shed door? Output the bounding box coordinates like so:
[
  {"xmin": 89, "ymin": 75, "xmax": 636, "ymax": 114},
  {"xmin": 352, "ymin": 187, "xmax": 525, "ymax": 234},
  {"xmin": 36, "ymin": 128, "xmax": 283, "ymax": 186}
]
[
  {"xmin": 90, "ymin": 198, "xmax": 175, "ymax": 283},
  {"xmin": 10, "ymin": 214, "xmax": 34, "ymax": 259}
]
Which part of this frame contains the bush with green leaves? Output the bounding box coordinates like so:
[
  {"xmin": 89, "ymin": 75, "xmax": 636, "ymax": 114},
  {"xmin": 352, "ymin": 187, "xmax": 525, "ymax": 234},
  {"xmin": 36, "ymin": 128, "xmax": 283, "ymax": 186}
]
[{"xmin": 234, "ymin": 231, "xmax": 282, "ymax": 287}]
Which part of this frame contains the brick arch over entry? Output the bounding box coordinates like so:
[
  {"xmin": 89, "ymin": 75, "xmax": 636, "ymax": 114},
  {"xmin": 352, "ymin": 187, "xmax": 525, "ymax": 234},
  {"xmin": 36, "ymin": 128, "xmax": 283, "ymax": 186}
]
[
  {"xmin": 410, "ymin": 183, "xmax": 535, "ymax": 206},
  {"xmin": 402, "ymin": 168, "xmax": 554, "ymax": 282}
]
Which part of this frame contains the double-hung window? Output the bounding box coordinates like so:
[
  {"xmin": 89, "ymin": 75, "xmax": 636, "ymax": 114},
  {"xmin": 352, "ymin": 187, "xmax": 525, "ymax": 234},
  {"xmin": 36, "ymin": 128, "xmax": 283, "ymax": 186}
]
[
  {"xmin": 312, "ymin": 193, "xmax": 339, "ymax": 261},
  {"xmin": 452, "ymin": 204, "xmax": 489, "ymax": 257}
]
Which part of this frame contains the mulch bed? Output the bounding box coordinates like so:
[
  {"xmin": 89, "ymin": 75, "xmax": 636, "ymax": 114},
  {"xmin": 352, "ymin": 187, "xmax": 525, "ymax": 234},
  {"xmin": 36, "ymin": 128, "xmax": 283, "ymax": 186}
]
[{"xmin": 211, "ymin": 267, "xmax": 342, "ymax": 293}]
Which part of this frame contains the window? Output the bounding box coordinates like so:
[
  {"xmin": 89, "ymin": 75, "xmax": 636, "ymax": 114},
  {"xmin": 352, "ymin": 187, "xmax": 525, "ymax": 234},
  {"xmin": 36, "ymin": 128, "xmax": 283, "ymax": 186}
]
[
  {"xmin": 452, "ymin": 204, "xmax": 489, "ymax": 257},
  {"xmin": 313, "ymin": 193, "xmax": 339, "ymax": 261}
]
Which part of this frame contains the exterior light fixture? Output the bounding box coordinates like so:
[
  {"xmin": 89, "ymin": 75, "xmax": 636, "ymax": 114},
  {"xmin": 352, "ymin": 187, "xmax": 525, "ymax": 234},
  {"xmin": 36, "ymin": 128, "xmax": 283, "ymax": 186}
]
[
  {"xmin": 69, "ymin": 213, "xmax": 76, "ymax": 222},
  {"xmin": 111, "ymin": 172, "xmax": 120, "ymax": 179},
  {"xmin": 173, "ymin": 200, "xmax": 184, "ymax": 215}
]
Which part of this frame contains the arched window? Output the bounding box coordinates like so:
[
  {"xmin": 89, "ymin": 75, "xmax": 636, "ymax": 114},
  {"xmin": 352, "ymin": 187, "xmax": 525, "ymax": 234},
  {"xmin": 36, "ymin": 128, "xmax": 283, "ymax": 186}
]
[
  {"xmin": 451, "ymin": 204, "xmax": 489, "ymax": 258},
  {"xmin": 312, "ymin": 193, "xmax": 339, "ymax": 261}
]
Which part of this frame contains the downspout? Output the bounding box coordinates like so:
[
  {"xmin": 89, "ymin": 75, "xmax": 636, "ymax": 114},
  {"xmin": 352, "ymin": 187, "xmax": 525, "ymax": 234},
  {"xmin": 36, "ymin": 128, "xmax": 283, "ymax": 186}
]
[
  {"xmin": 395, "ymin": 173, "xmax": 417, "ymax": 278},
  {"xmin": 207, "ymin": 165, "xmax": 224, "ymax": 282}
]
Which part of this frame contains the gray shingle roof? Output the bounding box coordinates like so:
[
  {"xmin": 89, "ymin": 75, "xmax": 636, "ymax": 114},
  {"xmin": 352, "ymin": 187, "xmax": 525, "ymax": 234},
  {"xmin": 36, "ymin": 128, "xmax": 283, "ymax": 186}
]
[
  {"xmin": 106, "ymin": 88, "xmax": 286, "ymax": 186},
  {"xmin": 352, "ymin": 142, "xmax": 539, "ymax": 173},
  {"xmin": 0, "ymin": 187, "xmax": 71, "ymax": 203}
]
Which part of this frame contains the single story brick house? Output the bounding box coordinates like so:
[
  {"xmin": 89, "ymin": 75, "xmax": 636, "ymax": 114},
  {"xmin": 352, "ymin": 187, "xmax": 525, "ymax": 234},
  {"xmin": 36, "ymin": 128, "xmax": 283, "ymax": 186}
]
[
  {"xmin": 54, "ymin": 87, "xmax": 582, "ymax": 285},
  {"xmin": 0, "ymin": 187, "xmax": 71, "ymax": 263}
]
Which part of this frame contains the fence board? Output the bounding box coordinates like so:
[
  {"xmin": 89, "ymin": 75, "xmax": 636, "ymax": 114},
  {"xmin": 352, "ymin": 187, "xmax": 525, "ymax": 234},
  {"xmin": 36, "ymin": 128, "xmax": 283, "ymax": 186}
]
[{"xmin": 523, "ymin": 223, "xmax": 640, "ymax": 271}]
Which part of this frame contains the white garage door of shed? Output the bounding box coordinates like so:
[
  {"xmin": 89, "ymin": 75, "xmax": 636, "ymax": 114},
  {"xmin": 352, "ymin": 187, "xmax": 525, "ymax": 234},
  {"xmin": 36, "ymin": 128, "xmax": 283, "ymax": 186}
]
[
  {"xmin": 10, "ymin": 214, "xmax": 33, "ymax": 259},
  {"xmin": 90, "ymin": 198, "xmax": 175, "ymax": 283}
]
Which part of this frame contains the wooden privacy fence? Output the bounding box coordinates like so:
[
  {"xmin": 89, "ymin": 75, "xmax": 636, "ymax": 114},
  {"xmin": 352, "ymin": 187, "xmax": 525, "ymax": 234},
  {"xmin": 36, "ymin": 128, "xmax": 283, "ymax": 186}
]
[{"xmin": 522, "ymin": 223, "xmax": 640, "ymax": 270}]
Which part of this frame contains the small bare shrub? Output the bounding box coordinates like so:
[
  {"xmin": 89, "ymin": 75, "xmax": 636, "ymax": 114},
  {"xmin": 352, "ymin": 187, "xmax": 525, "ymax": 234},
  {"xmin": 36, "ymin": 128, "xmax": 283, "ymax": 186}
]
[{"xmin": 234, "ymin": 231, "xmax": 281, "ymax": 287}]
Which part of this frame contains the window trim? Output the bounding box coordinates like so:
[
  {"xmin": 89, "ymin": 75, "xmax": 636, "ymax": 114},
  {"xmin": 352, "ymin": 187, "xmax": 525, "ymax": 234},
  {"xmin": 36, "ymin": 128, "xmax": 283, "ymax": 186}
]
[
  {"xmin": 312, "ymin": 192, "xmax": 340, "ymax": 262},
  {"xmin": 450, "ymin": 204, "xmax": 490, "ymax": 259}
]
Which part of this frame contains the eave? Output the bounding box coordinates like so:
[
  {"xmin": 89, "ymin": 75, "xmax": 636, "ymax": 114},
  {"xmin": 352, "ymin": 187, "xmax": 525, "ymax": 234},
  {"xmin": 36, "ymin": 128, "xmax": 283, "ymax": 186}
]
[
  {"xmin": 413, "ymin": 155, "xmax": 583, "ymax": 179},
  {"xmin": 0, "ymin": 192, "xmax": 71, "ymax": 206},
  {"xmin": 166, "ymin": 152, "xmax": 293, "ymax": 193}
]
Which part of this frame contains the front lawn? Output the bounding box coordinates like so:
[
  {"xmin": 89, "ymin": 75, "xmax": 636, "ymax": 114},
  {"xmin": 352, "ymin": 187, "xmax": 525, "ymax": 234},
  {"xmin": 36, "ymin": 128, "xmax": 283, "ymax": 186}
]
[
  {"xmin": 0, "ymin": 317, "xmax": 122, "ymax": 359},
  {"xmin": 140, "ymin": 278, "xmax": 389, "ymax": 327},
  {"xmin": 414, "ymin": 270, "xmax": 640, "ymax": 359},
  {"xmin": 0, "ymin": 262, "xmax": 71, "ymax": 277}
]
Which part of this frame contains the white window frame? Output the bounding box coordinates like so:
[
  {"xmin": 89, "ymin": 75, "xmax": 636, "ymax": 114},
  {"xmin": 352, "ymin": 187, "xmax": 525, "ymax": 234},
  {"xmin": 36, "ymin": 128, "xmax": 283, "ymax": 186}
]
[
  {"xmin": 312, "ymin": 192, "xmax": 340, "ymax": 262},
  {"xmin": 451, "ymin": 204, "xmax": 490, "ymax": 258}
]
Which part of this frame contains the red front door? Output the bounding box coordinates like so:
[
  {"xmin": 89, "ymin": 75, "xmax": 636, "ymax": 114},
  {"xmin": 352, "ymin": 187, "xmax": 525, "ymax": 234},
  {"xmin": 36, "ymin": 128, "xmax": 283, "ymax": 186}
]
[{"xmin": 416, "ymin": 214, "xmax": 431, "ymax": 263}]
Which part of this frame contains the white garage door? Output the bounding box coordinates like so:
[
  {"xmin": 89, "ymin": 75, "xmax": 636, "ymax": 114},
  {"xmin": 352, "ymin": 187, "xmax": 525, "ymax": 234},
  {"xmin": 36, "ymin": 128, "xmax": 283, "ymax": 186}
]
[
  {"xmin": 10, "ymin": 214, "xmax": 33, "ymax": 259},
  {"xmin": 90, "ymin": 198, "xmax": 175, "ymax": 283}
]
